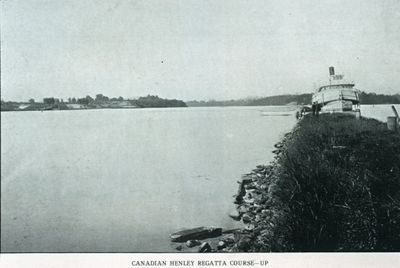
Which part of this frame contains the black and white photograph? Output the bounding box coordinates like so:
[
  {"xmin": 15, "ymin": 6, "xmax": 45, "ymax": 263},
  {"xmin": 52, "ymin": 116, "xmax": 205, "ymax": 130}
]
[{"xmin": 1, "ymin": 0, "xmax": 400, "ymax": 266}]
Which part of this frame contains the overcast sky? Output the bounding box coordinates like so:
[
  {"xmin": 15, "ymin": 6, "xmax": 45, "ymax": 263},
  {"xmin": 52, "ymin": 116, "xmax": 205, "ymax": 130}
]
[{"xmin": 1, "ymin": 0, "xmax": 400, "ymax": 101}]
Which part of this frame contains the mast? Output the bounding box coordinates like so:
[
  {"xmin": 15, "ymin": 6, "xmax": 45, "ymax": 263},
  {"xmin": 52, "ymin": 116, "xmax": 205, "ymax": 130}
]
[{"xmin": 329, "ymin": 66, "xmax": 334, "ymax": 86}]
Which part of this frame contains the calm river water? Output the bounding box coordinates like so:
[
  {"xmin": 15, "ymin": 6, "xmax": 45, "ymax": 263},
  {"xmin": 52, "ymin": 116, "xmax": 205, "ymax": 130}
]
[{"xmin": 1, "ymin": 106, "xmax": 298, "ymax": 252}]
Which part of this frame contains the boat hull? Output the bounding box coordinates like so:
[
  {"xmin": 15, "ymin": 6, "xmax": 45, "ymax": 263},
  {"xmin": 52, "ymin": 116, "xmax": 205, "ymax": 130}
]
[
  {"xmin": 320, "ymin": 100, "xmax": 355, "ymax": 112},
  {"xmin": 312, "ymin": 88, "xmax": 360, "ymax": 112}
]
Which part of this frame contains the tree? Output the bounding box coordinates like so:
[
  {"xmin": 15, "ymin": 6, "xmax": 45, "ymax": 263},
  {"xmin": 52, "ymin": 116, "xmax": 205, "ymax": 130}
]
[
  {"xmin": 43, "ymin": 98, "xmax": 56, "ymax": 105},
  {"xmin": 71, "ymin": 97, "xmax": 77, "ymax": 103},
  {"xmin": 95, "ymin": 94, "xmax": 109, "ymax": 103},
  {"xmin": 95, "ymin": 94, "xmax": 102, "ymax": 102},
  {"xmin": 86, "ymin": 95, "xmax": 94, "ymax": 103},
  {"xmin": 29, "ymin": 98, "xmax": 35, "ymax": 103},
  {"xmin": 77, "ymin": 98, "xmax": 89, "ymax": 105},
  {"xmin": 118, "ymin": 96, "xmax": 124, "ymax": 101}
]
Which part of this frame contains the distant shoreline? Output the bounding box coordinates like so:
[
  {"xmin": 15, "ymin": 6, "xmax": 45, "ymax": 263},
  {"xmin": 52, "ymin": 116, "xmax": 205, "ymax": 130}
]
[
  {"xmin": 0, "ymin": 106, "xmax": 187, "ymax": 112},
  {"xmin": 186, "ymin": 91, "xmax": 400, "ymax": 107},
  {"xmin": 1, "ymin": 94, "xmax": 187, "ymax": 112},
  {"xmin": 2, "ymin": 91, "xmax": 399, "ymax": 112}
]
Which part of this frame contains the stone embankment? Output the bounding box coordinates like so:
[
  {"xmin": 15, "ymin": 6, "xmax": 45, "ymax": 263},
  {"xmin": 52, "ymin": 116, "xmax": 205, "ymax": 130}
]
[{"xmin": 171, "ymin": 113, "xmax": 400, "ymax": 252}]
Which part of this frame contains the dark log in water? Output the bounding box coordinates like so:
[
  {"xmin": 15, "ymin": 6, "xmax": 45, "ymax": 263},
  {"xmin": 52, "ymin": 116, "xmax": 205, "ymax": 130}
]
[{"xmin": 170, "ymin": 227, "xmax": 222, "ymax": 242}]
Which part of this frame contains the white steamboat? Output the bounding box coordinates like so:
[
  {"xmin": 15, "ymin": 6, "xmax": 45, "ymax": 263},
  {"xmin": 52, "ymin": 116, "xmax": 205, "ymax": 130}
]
[{"xmin": 312, "ymin": 67, "xmax": 360, "ymax": 114}]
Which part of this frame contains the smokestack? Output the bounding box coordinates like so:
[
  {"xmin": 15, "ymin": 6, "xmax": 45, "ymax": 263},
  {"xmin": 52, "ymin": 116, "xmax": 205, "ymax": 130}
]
[{"xmin": 329, "ymin": 66, "xmax": 335, "ymax": 76}]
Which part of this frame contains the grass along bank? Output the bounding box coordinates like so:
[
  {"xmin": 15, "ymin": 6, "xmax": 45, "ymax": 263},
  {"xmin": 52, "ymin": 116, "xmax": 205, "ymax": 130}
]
[{"xmin": 230, "ymin": 113, "xmax": 400, "ymax": 252}]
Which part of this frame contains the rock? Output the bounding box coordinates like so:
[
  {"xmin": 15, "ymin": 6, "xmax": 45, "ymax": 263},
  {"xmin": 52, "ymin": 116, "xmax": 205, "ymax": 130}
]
[
  {"xmin": 255, "ymin": 206, "xmax": 264, "ymax": 213},
  {"xmin": 186, "ymin": 240, "xmax": 201, "ymax": 248},
  {"xmin": 242, "ymin": 213, "xmax": 252, "ymax": 224},
  {"xmin": 261, "ymin": 209, "xmax": 273, "ymax": 216},
  {"xmin": 237, "ymin": 205, "xmax": 248, "ymax": 214},
  {"xmin": 198, "ymin": 242, "xmax": 212, "ymax": 253},
  {"xmin": 229, "ymin": 210, "xmax": 241, "ymax": 221},
  {"xmin": 245, "ymin": 224, "xmax": 255, "ymax": 231},
  {"xmin": 244, "ymin": 183, "xmax": 256, "ymax": 190},
  {"xmin": 235, "ymin": 183, "xmax": 246, "ymax": 204},
  {"xmin": 237, "ymin": 235, "xmax": 252, "ymax": 251},
  {"xmin": 223, "ymin": 236, "xmax": 235, "ymax": 245},
  {"xmin": 234, "ymin": 194, "xmax": 243, "ymax": 204},
  {"xmin": 243, "ymin": 197, "xmax": 255, "ymax": 204},
  {"xmin": 170, "ymin": 227, "xmax": 223, "ymax": 242},
  {"xmin": 272, "ymin": 149, "xmax": 281, "ymax": 154},
  {"xmin": 175, "ymin": 245, "xmax": 183, "ymax": 251},
  {"xmin": 274, "ymin": 143, "xmax": 283, "ymax": 148},
  {"xmin": 241, "ymin": 176, "xmax": 253, "ymax": 184},
  {"xmin": 217, "ymin": 240, "xmax": 226, "ymax": 250},
  {"xmin": 258, "ymin": 183, "xmax": 268, "ymax": 190}
]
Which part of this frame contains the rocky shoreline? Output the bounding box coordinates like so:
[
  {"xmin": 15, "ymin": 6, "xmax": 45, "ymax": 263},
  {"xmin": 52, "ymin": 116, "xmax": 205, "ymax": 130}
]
[{"xmin": 170, "ymin": 113, "xmax": 400, "ymax": 252}]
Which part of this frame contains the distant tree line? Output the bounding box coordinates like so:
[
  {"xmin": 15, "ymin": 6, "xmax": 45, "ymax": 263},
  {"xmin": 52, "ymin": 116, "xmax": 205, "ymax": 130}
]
[
  {"xmin": 186, "ymin": 92, "xmax": 400, "ymax": 107},
  {"xmin": 41, "ymin": 94, "xmax": 186, "ymax": 107},
  {"xmin": 1, "ymin": 94, "xmax": 187, "ymax": 111},
  {"xmin": 186, "ymin": 94, "xmax": 312, "ymax": 107},
  {"xmin": 132, "ymin": 95, "xmax": 186, "ymax": 108},
  {"xmin": 42, "ymin": 94, "xmax": 125, "ymax": 106},
  {"xmin": 249, "ymin": 94, "xmax": 312, "ymax": 106},
  {"xmin": 359, "ymin": 92, "xmax": 400, "ymax": 104}
]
